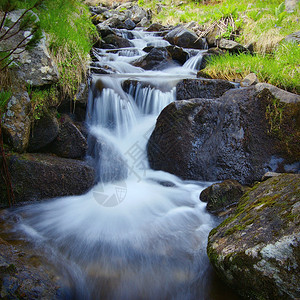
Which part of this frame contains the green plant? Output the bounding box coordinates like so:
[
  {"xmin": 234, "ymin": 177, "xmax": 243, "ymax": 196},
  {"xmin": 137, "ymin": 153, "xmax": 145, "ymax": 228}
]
[
  {"xmin": 274, "ymin": 2, "xmax": 286, "ymax": 26},
  {"xmin": 0, "ymin": 0, "xmax": 44, "ymax": 71}
]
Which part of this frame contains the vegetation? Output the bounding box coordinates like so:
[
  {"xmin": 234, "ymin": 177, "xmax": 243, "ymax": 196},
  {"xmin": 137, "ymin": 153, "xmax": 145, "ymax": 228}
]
[
  {"xmin": 0, "ymin": 0, "xmax": 97, "ymax": 99},
  {"xmin": 203, "ymin": 42, "xmax": 300, "ymax": 94},
  {"xmin": 136, "ymin": 0, "xmax": 299, "ymax": 93}
]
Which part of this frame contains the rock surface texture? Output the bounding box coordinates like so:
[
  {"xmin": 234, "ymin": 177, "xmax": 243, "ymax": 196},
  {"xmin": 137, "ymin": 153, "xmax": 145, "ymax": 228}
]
[
  {"xmin": 207, "ymin": 174, "xmax": 300, "ymax": 300},
  {"xmin": 0, "ymin": 153, "xmax": 95, "ymax": 207},
  {"xmin": 200, "ymin": 179, "xmax": 248, "ymax": 214},
  {"xmin": 2, "ymin": 91, "xmax": 31, "ymax": 153},
  {"xmin": 147, "ymin": 84, "xmax": 300, "ymax": 185}
]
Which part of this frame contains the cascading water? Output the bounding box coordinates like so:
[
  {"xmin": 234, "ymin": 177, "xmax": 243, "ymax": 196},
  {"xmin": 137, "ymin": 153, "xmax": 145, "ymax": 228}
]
[{"xmin": 0, "ymin": 29, "xmax": 239, "ymax": 299}]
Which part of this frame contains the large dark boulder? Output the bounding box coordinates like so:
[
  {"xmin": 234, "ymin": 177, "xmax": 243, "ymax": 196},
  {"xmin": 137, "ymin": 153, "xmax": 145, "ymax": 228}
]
[
  {"xmin": 27, "ymin": 109, "xmax": 60, "ymax": 152},
  {"xmin": 147, "ymin": 84, "xmax": 300, "ymax": 185},
  {"xmin": 176, "ymin": 79, "xmax": 236, "ymax": 100},
  {"xmin": 103, "ymin": 34, "xmax": 134, "ymax": 48},
  {"xmin": 166, "ymin": 45, "xmax": 189, "ymax": 65},
  {"xmin": 0, "ymin": 153, "xmax": 95, "ymax": 207},
  {"xmin": 164, "ymin": 26, "xmax": 207, "ymax": 49},
  {"xmin": 48, "ymin": 118, "xmax": 87, "ymax": 159},
  {"xmin": 132, "ymin": 47, "xmax": 173, "ymax": 70},
  {"xmin": 207, "ymin": 174, "xmax": 300, "ymax": 300},
  {"xmin": 200, "ymin": 179, "xmax": 248, "ymax": 214}
]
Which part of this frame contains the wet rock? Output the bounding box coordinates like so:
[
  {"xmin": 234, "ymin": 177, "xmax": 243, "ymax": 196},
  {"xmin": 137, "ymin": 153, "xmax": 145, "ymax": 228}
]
[
  {"xmin": 164, "ymin": 26, "xmax": 207, "ymax": 49},
  {"xmin": 200, "ymin": 180, "xmax": 248, "ymax": 214},
  {"xmin": 1, "ymin": 10, "xmax": 59, "ymax": 87},
  {"xmin": 146, "ymin": 23, "xmax": 165, "ymax": 32},
  {"xmin": 217, "ymin": 38, "xmax": 248, "ymax": 53},
  {"xmin": 261, "ymin": 171, "xmax": 282, "ymax": 181},
  {"xmin": 207, "ymin": 174, "xmax": 300, "ymax": 300},
  {"xmin": 49, "ymin": 117, "xmax": 87, "ymax": 159},
  {"xmin": 96, "ymin": 24, "xmax": 116, "ymax": 38},
  {"xmin": 0, "ymin": 237, "xmax": 62, "ymax": 298},
  {"xmin": 147, "ymin": 85, "xmax": 300, "ymax": 185},
  {"xmin": 27, "ymin": 109, "xmax": 60, "ymax": 152},
  {"xmin": 2, "ymin": 91, "xmax": 31, "ymax": 153},
  {"xmin": 103, "ymin": 34, "xmax": 134, "ymax": 48},
  {"xmin": 0, "ymin": 153, "xmax": 95, "ymax": 207},
  {"xmin": 124, "ymin": 18, "xmax": 136, "ymax": 30},
  {"xmin": 102, "ymin": 17, "xmax": 126, "ymax": 29},
  {"xmin": 132, "ymin": 47, "xmax": 172, "ymax": 70},
  {"xmin": 176, "ymin": 79, "xmax": 236, "ymax": 100},
  {"xmin": 166, "ymin": 45, "xmax": 189, "ymax": 65},
  {"xmin": 240, "ymin": 73, "xmax": 258, "ymax": 87}
]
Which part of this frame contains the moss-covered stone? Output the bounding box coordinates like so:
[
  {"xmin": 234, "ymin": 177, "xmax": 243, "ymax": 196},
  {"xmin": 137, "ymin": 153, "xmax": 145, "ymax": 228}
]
[{"xmin": 207, "ymin": 174, "xmax": 300, "ymax": 300}]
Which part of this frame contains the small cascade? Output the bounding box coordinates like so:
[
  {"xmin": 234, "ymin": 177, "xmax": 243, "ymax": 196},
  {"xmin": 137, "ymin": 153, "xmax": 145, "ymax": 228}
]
[{"xmin": 183, "ymin": 51, "xmax": 205, "ymax": 71}]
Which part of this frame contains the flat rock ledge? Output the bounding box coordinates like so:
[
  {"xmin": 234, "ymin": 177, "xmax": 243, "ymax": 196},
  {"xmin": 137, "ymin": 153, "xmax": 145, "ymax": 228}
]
[
  {"xmin": 207, "ymin": 174, "xmax": 300, "ymax": 300},
  {"xmin": 0, "ymin": 153, "xmax": 95, "ymax": 208}
]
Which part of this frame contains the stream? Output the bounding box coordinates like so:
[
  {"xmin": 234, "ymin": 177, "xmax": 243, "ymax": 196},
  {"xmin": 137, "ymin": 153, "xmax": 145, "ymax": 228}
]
[{"xmin": 1, "ymin": 28, "xmax": 240, "ymax": 299}]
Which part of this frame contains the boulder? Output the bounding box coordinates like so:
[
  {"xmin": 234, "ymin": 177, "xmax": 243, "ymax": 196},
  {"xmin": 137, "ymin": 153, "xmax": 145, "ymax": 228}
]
[
  {"xmin": 147, "ymin": 85, "xmax": 300, "ymax": 185},
  {"xmin": 284, "ymin": 31, "xmax": 300, "ymax": 44},
  {"xmin": 0, "ymin": 153, "xmax": 95, "ymax": 207},
  {"xmin": 166, "ymin": 45, "xmax": 189, "ymax": 65},
  {"xmin": 200, "ymin": 179, "xmax": 248, "ymax": 214},
  {"xmin": 103, "ymin": 34, "xmax": 134, "ymax": 48},
  {"xmin": 164, "ymin": 26, "xmax": 207, "ymax": 49},
  {"xmin": 2, "ymin": 91, "xmax": 31, "ymax": 153},
  {"xmin": 27, "ymin": 109, "xmax": 60, "ymax": 152},
  {"xmin": 240, "ymin": 73, "xmax": 258, "ymax": 87},
  {"xmin": 96, "ymin": 24, "xmax": 116, "ymax": 38},
  {"xmin": 49, "ymin": 118, "xmax": 87, "ymax": 159},
  {"xmin": 1, "ymin": 10, "xmax": 59, "ymax": 87},
  {"xmin": 0, "ymin": 237, "xmax": 62, "ymax": 298},
  {"xmin": 131, "ymin": 5, "xmax": 149, "ymax": 24},
  {"xmin": 102, "ymin": 17, "xmax": 126, "ymax": 29},
  {"xmin": 124, "ymin": 18, "xmax": 136, "ymax": 30},
  {"xmin": 207, "ymin": 174, "xmax": 300, "ymax": 300},
  {"xmin": 146, "ymin": 23, "xmax": 165, "ymax": 32},
  {"xmin": 132, "ymin": 47, "xmax": 172, "ymax": 70},
  {"xmin": 217, "ymin": 38, "xmax": 248, "ymax": 53},
  {"xmin": 137, "ymin": 17, "xmax": 151, "ymax": 27},
  {"xmin": 205, "ymin": 24, "xmax": 222, "ymax": 47},
  {"xmin": 176, "ymin": 79, "xmax": 236, "ymax": 100}
]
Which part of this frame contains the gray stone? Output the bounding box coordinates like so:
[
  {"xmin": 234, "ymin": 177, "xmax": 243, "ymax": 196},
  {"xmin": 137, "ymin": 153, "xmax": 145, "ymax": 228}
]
[
  {"xmin": 147, "ymin": 85, "xmax": 300, "ymax": 185},
  {"xmin": 164, "ymin": 26, "xmax": 207, "ymax": 49},
  {"xmin": 241, "ymin": 73, "xmax": 258, "ymax": 87},
  {"xmin": 27, "ymin": 109, "xmax": 60, "ymax": 152},
  {"xmin": 2, "ymin": 91, "xmax": 31, "ymax": 152},
  {"xmin": 176, "ymin": 78, "xmax": 236, "ymax": 100},
  {"xmin": 1, "ymin": 10, "xmax": 59, "ymax": 87},
  {"xmin": 218, "ymin": 38, "xmax": 248, "ymax": 53},
  {"xmin": 0, "ymin": 153, "xmax": 95, "ymax": 207},
  {"xmin": 49, "ymin": 119, "xmax": 87, "ymax": 159},
  {"xmin": 103, "ymin": 34, "xmax": 134, "ymax": 48},
  {"xmin": 284, "ymin": 31, "xmax": 300, "ymax": 44},
  {"xmin": 96, "ymin": 24, "xmax": 116, "ymax": 38},
  {"xmin": 124, "ymin": 18, "xmax": 136, "ymax": 30},
  {"xmin": 207, "ymin": 174, "xmax": 300, "ymax": 300},
  {"xmin": 200, "ymin": 179, "xmax": 248, "ymax": 214}
]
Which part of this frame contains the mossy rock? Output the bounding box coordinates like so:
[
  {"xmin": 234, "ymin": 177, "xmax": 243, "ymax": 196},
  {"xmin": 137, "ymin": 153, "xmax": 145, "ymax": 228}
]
[{"xmin": 207, "ymin": 174, "xmax": 300, "ymax": 300}]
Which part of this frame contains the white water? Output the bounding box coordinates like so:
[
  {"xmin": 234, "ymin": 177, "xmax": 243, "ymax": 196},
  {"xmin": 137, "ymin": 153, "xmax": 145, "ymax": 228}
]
[{"xmin": 3, "ymin": 29, "xmax": 231, "ymax": 299}]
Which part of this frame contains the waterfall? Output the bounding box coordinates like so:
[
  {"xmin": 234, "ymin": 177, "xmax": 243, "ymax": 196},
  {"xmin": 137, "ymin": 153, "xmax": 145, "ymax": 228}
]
[{"xmin": 0, "ymin": 27, "xmax": 239, "ymax": 300}]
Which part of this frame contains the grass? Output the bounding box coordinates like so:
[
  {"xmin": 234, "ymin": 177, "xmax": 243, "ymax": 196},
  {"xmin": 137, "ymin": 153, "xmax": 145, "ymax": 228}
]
[
  {"xmin": 4, "ymin": 0, "xmax": 97, "ymax": 99},
  {"xmin": 202, "ymin": 41, "xmax": 300, "ymax": 94}
]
